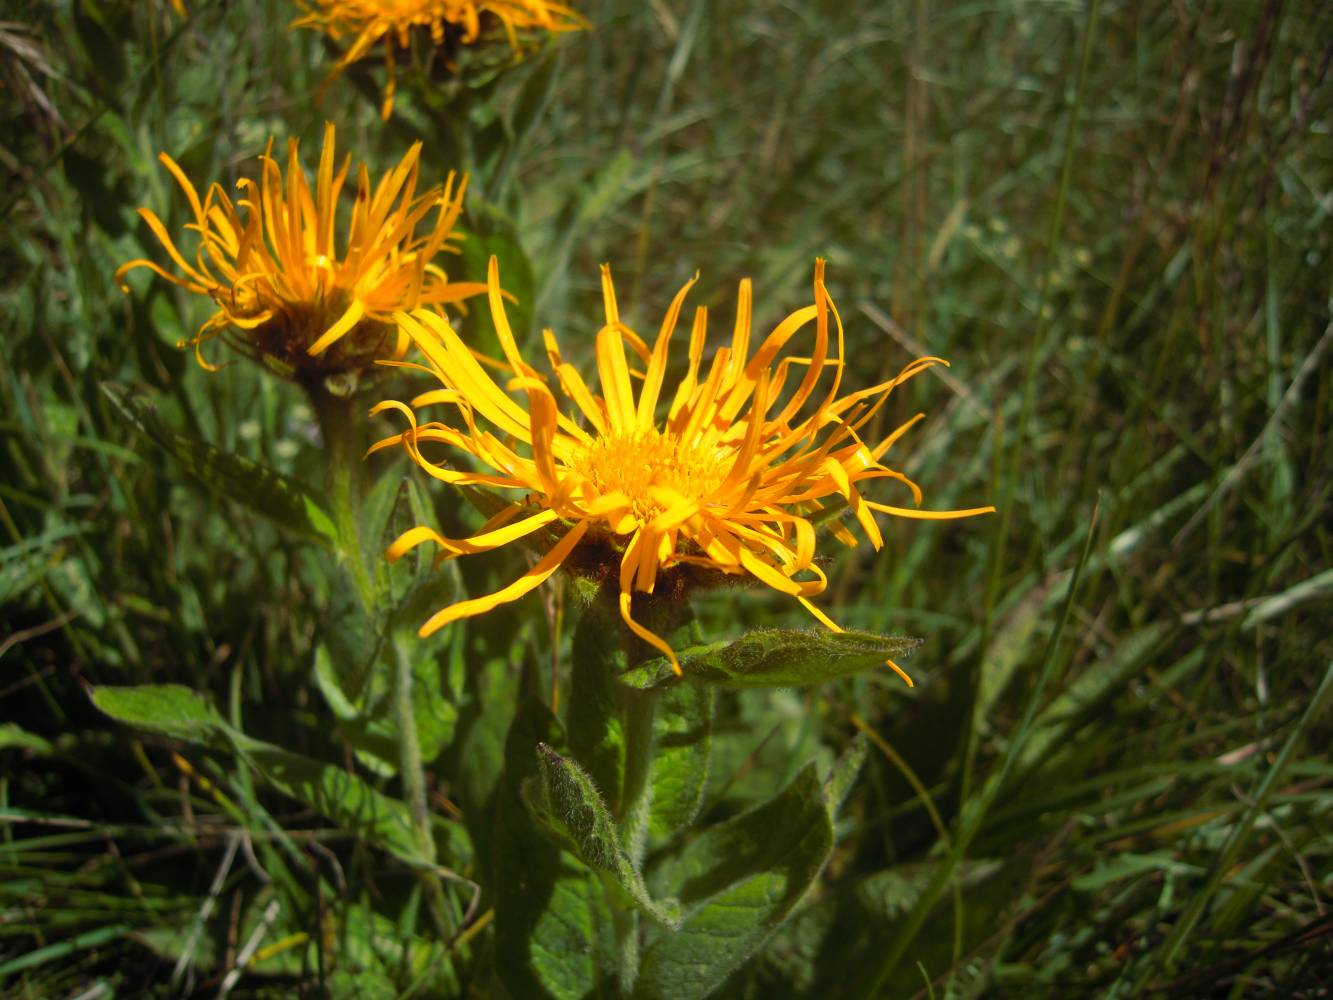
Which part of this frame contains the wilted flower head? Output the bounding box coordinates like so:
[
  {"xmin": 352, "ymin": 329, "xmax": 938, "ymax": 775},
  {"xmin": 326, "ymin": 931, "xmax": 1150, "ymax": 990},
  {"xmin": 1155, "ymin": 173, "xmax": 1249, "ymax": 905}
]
[
  {"xmin": 294, "ymin": 0, "xmax": 584, "ymax": 119},
  {"xmin": 372, "ymin": 258, "xmax": 993, "ymax": 680},
  {"xmin": 116, "ymin": 123, "xmax": 484, "ymax": 379}
]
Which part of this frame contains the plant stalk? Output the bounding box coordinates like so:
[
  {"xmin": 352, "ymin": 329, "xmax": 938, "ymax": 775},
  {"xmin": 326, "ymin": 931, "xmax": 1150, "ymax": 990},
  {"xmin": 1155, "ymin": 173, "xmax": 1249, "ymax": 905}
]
[
  {"xmin": 308, "ymin": 381, "xmax": 453, "ymax": 941},
  {"xmin": 608, "ymin": 616, "xmax": 666, "ymax": 995},
  {"xmin": 307, "ymin": 383, "xmax": 375, "ymax": 610},
  {"xmin": 393, "ymin": 636, "xmax": 454, "ymax": 942},
  {"xmin": 618, "ymin": 686, "xmax": 660, "ymax": 866},
  {"xmin": 610, "ymin": 894, "xmax": 641, "ymax": 996}
]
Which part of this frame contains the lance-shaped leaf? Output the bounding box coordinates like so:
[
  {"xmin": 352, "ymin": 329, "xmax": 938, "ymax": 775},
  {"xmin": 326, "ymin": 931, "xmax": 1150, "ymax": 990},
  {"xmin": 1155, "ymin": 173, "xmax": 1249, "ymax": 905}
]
[
  {"xmin": 824, "ymin": 734, "xmax": 868, "ymax": 819},
  {"xmin": 101, "ymin": 382, "xmax": 336, "ymax": 544},
  {"xmin": 524, "ymin": 744, "xmax": 682, "ymax": 928},
  {"xmin": 568, "ymin": 599, "xmax": 630, "ymax": 810},
  {"xmin": 89, "ymin": 683, "xmax": 228, "ymax": 742},
  {"xmin": 635, "ymin": 763, "xmax": 835, "ymax": 999},
  {"xmin": 87, "ymin": 684, "xmax": 465, "ymax": 870},
  {"xmin": 494, "ymin": 698, "xmax": 615, "ymax": 1000},
  {"xmin": 649, "ymin": 681, "xmax": 713, "ymax": 840},
  {"xmin": 621, "ymin": 629, "xmax": 923, "ymax": 690},
  {"xmin": 315, "ymin": 477, "xmax": 463, "ymax": 778}
]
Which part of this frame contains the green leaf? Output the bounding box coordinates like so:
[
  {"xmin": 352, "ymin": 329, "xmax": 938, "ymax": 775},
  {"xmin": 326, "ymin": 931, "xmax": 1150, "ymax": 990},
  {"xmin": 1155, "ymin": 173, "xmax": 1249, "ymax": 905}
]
[
  {"xmin": 88, "ymin": 684, "xmax": 454, "ymax": 870},
  {"xmin": 101, "ymin": 382, "xmax": 336, "ymax": 544},
  {"xmin": 239, "ymin": 741, "xmax": 426, "ymax": 868},
  {"xmin": 0, "ymin": 723, "xmax": 54, "ymax": 756},
  {"xmin": 489, "ymin": 51, "xmax": 561, "ymax": 197},
  {"xmin": 447, "ymin": 627, "xmax": 521, "ymax": 845},
  {"xmin": 568, "ymin": 599, "xmax": 631, "ymax": 810},
  {"xmin": 494, "ymin": 698, "xmax": 615, "ymax": 1000},
  {"xmin": 649, "ymin": 681, "xmax": 713, "ymax": 840},
  {"xmin": 325, "ymin": 893, "xmax": 460, "ymax": 996},
  {"xmin": 524, "ymin": 744, "xmax": 681, "ymax": 928},
  {"xmin": 747, "ymin": 858, "xmax": 1036, "ymax": 998},
  {"xmin": 622, "ymin": 629, "xmax": 922, "ymax": 690},
  {"xmin": 577, "ymin": 149, "xmax": 637, "ymax": 226},
  {"xmin": 71, "ymin": 0, "xmax": 127, "ymax": 88},
  {"xmin": 314, "ymin": 570, "xmax": 383, "ymax": 710},
  {"xmin": 89, "ymin": 683, "xmax": 227, "ymax": 742},
  {"xmin": 315, "ymin": 476, "xmax": 462, "ymax": 777},
  {"xmin": 824, "ymin": 734, "xmax": 868, "ymax": 819},
  {"xmin": 635, "ymin": 763, "xmax": 835, "ymax": 999},
  {"xmin": 313, "ymin": 629, "xmax": 460, "ymax": 780}
]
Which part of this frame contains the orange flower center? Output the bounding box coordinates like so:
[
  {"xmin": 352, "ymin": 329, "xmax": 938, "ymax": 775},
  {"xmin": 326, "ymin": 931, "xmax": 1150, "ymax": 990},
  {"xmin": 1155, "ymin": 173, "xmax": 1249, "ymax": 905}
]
[{"xmin": 570, "ymin": 428, "xmax": 727, "ymax": 520}]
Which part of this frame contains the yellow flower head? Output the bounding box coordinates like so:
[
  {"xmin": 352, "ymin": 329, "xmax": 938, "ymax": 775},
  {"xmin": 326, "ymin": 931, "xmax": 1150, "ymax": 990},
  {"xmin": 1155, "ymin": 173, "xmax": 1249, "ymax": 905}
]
[
  {"xmin": 293, "ymin": 0, "xmax": 585, "ymax": 119},
  {"xmin": 372, "ymin": 257, "xmax": 993, "ymax": 681},
  {"xmin": 116, "ymin": 123, "xmax": 484, "ymax": 378}
]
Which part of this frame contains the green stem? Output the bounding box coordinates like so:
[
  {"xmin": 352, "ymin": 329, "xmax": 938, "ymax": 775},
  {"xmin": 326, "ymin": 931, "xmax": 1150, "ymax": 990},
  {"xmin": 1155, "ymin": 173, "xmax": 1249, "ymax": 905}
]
[
  {"xmin": 307, "ymin": 384, "xmax": 375, "ymax": 610},
  {"xmin": 307, "ymin": 382, "xmax": 452, "ymax": 941},
  {"xmin": 610, "ymin": 896, "xmax": 640, "ymax": 995},
  {"xmin": 618, "ymin": 686, "xmax": 660, "ymax": 865},
  {"xmin": 610, "ymin": 621, "xmax": 665, "ymax": 996},
  {"xmin": 393, "ymin": 636, "xmax": 454, "ymax": 942}
]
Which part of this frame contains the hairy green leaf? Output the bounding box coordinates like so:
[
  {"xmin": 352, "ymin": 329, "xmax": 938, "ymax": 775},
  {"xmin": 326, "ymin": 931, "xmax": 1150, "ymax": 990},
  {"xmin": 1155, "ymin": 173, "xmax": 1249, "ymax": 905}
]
[
  {"xmin": 824, "ymin": 734, "xmax": 868, "ymax": 819},
  {"xmin": 649, "ymin": 681, "xmax": 713, "ymax": 840},
  {"xmin": 89, "ymin": 683, "xmax": 227, "ymax": 742},
  {"xmin": 89, "ymin": 684, "xmax": 452, "ymax": 869},
  {"xmin": 622, "ymin": 629, "xmax": 922, "ymax": 690},
  {"xmin": 526, "ymin": 743, "xmax": 682, "ymax": 928},
  {"xmin": 101, "ymin": 382, "xmax": 336, "ymax": 544},
  {"xmin": 495, "ymin": 698, "xmax": 615, "ymax": 999},
  {"xmin": 568, "ymin": 599, "xmax": 630, "ymax": 810},
  {"xmin": 636, "ymin": 763, "xmax": 835, "ymax": 999}
]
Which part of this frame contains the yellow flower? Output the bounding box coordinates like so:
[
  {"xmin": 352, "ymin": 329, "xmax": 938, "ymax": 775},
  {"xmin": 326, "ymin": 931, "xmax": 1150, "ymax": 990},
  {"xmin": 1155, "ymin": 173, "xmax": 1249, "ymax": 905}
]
[
  {"xmin": 372, "ymin": 257, "xmax": 993, "ymax": 681},
  {"xmin": 116, "ymin": 123, "xmax": 484, "ymax": 378},
  {"xmin": 293, "ymin": 0, "xmax": 585, "ymax": 119}
]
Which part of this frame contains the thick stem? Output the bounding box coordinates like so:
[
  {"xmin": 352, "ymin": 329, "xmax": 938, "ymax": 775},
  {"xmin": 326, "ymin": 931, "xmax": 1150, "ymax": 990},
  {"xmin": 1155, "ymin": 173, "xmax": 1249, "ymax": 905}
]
[
  {"xmin": 610, "ymin": 895, "xmax": 640, "ymax": 995},
  {"xmin": 617, "ymin": 687, "xmax": 659, "ymax": 866},
  {"xmin": 307, "ymin": 382, "xmax": 452, "ymax": 940},
  {"xmin": 307, "ymin": 383, "xmax": 375, "ymax": 610},
  {"xmin": 612, "ymin": 672, "xmax": 661, "ymax": 996}
]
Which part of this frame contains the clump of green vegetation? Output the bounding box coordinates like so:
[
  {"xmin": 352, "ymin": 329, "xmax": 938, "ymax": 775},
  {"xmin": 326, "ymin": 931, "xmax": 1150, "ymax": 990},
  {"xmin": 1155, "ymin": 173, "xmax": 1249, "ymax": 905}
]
[{"xmin": 1, "ymin": 1, "xmax": 1329, "ymax": 997}]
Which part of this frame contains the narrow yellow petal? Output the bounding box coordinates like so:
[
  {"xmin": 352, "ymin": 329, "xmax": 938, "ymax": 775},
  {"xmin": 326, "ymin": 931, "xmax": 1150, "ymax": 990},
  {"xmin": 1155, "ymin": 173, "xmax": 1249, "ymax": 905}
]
[
  {"xmin": 307, "ymin": 298, "xmax": 366, "ymax": 355},
  {"xmin": 864, "ymin": 503, "xmax": 997, "ymax": 520},
  {"xmin": 617, "ymin": 583, "xmax": 681, "ymax": 676},
  {"xmin": 596, "ymin": 324, "xmax": 637, "ymax": 431},
  {"xmin": 419, "ymin": 520, "xmax": 589, "ymax": 637}
]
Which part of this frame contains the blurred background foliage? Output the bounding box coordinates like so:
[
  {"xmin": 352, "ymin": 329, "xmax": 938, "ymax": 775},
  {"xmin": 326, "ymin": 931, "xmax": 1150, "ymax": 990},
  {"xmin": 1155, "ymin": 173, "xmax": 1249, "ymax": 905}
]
[{"xmin": 2, "ymin": 0, "xmax": 1331, "ymax": 996}]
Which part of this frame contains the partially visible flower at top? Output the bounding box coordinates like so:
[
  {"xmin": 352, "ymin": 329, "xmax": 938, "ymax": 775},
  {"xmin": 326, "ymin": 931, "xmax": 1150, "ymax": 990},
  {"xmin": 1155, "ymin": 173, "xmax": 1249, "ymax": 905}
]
[
  {"xmin": 116, "ymin": 123, "xmax": 485, "ymax": 380},
  {"xmin": 293, "ymin": 0, "xmax": 585, "ymax": 120},
  {"xmin": 371, "ymin": 257, "xmax": 994, "ymax": 682}
]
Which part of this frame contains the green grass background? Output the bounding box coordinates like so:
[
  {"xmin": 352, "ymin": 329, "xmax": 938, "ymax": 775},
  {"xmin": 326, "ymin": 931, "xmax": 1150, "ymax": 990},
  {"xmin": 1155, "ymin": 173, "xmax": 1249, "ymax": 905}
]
[{"xmin": 2, "ymin": 0, "xmax": 1331, "ymax": 995}]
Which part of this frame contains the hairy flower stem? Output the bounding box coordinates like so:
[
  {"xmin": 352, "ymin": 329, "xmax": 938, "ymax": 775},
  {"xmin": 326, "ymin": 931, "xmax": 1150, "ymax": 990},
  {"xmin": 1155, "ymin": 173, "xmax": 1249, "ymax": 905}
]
[
  {"xmin": 610, "ymin": 898, "xmax": 640, "ymax": 995},
  {"xmin": 308, "ymin": 382, "xmax": 453, "ymax": 942},
  {"xmin": 619, "ymin": 687, "xmax": 660, "ymax": 864},
  {"xmin": 610, "ymin": 643, "xmax": 664, "ymax": 994},
  {"xmin": 308, "ymin": 383, "xmax": 375, "ymax": 609}
]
